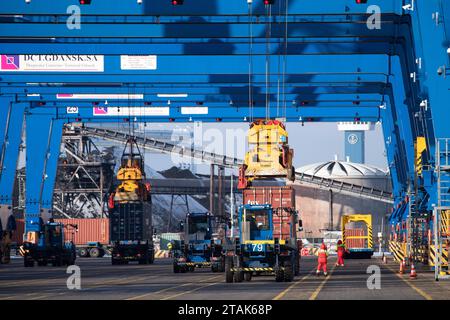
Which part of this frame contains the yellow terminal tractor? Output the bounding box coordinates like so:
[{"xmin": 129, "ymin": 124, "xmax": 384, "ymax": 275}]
[{"xmin": 238, "ymin": 120, "xmax": 295, "ymax": 189}]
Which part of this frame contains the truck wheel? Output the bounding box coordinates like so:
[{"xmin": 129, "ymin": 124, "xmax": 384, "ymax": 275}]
[
  {"xmin": 275, "ymin": 268, "xmax": 284, "ymax": 282},
  {"xmin": 295, "ymin": 254, "xmax": 300, "ymax": 276},
  {"xmin": 225, "ymin": 257, "xmax": 234, "ymax": 283},
  {"xmin": 24, "ymin": 257, "xmax": 34, "ymax": 268},
  {"xmin": 89, "ymin": 248, "xmax": 100, "ymax": 258},
  {"xmin": 234, "ymin": 271, "xmax": 244, "ymax": 283},
  {"xmin": 219, "ymin": 260, "xmax": 225, "ymax": 273},
  {"xmin": 284, "ymin": 263, "xmax": 294, "ymax": 282},
  {"xmin": 37, "ymin": 260, "xmax": 47, "ymax": 267},
  {"xmin": 244, "ymin": 272, "xmax": 252, "ymax": 282},
  {"xmin": 78, "ymin": 248, "xmax": 89, "ymax": 258}
]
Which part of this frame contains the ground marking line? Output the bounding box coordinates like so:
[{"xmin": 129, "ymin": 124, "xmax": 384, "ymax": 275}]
[
  {"xmin": 385, "ymin": 264, "xmax": 432, "ymax": 300},
  {"xmin": 309, "ymin": 264, "xmax": 337, "ymax": 300},
  {"xmin": 273, "ymin": 269, "xmax": 316, "ymax": 300},
  {"xmin": 126, "ymin": 274, "xmax": 222, "ymax": 300},
  {"xmin": 161, "ymin": 276, "xmax": 223, "ymax": 300}
]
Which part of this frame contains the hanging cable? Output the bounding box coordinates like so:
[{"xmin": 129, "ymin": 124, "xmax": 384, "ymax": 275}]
[
  {"xmin": 276, "ymin": 0, "xmax": 282, "ymax": 118},
  {"xmin": 248, "ymin": 2, "xmax": 254, "ymax": 122},
  {"xmin": 265, "ymin": 3, "xmax": 272, "ymax": 120},
  {"xmin": 282, "ymin": 0, "xmax": 289, "ymax": 119}
]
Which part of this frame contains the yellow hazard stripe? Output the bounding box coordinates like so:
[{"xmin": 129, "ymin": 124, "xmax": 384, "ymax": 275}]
[
  {"xmin": 230, "ymin": 267, "xmax": 276, "ymax": 272},
  {"xmin": 389, "ymin": 240, "xmax": 406, "ymax": 262},
  {"xmin": 428, "ymin": 245, "xmax": 448, "ymax": 267}
]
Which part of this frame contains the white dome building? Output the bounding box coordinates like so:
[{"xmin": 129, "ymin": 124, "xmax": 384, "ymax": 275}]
[{"xmin": 291, "ymin": 160, "xmax": 392, "ymax": 239}]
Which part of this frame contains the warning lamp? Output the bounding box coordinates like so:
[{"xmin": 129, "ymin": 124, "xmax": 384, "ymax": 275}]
[
  {"xmin": 79, "ymin": 0, "xmax": 92, "ymax": 4},
  {"xmin": 264, "ymin": 0, "xmax": 275, "ymax": 5},
  {"xmin": 169, "ymin": 118, "xmax": 175, "ymax": 122},
  {"xmin": 123, "ymin": 118, "xmax": 130, "ymax": 122},
  {"xmin": 75, "ymin": 117, "xmax": 82, "ymax": 122},
  {"xmin": 355, "ymin": 0, "xmax": 368, "ymax": 3},
  {"xmin": 216, "ymin": 118, "xmax": 222, "ymax": 122},
  {"xmin": 354, "ymin": 117, "xmax": 361, "ymax": 122},
  {"xmin": 171, "ymin": 0, "xmax": 183, "ymax": 5}
]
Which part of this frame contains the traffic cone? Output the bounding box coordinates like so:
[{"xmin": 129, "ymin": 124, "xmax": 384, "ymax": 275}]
[
  {"xmin": 399, "ymin": 258, "xmax": 405, "ymax": 274},
  {"xmin": 410, "ymin": 264, "xmax": 417, "ymax": 279}
]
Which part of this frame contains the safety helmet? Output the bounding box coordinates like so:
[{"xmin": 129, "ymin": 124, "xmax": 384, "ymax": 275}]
[
  {"xmin": 337, "ymin": 240, "xmax": 342, "ymax": 245},
  {"xmin": 320, "ymin": 243, "xmax": 327, "ymax": 250}
]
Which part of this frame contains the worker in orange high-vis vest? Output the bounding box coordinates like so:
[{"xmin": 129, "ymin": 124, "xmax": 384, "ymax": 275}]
[
  {"xmin": 316, "ymin": 243, "xmax": 328, "ymax": 276},
  {"xmin": 336, "ymin": 240, "xmax": 345, "ymax": 267}
]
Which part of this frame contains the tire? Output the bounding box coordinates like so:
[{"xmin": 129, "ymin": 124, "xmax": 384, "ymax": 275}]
[
  {"xmin": 173, "ymin": 263, "xmax": 180, "ymax": 273},
  {"xmin": 218, "ymin": 260, "xmax": 225, "ymax": 273},
  {"xmin": 24, "ymin": 257, "xmax": 34, "ymax": 268},
  {"xmin": 112, "ymin": 258, "xmax": 119, "ymax": 265},
  {"xmin": 78, "ymin": 248, "xmax": 89, "ymax": 258},
  {"xmin": 295, "ymin": 254, "xmax": 300, "ymax": 276},
  {"xmin": 234, "ymin": 270, "xmax": 244, "ymax": 283},
  {"xmin": 275, "ymin": 268, "xmax": 284, "ymax": 282},
  {"xmin": 148, "ymin": 252, "xmax": 155, "ymax": 264},
  {"xmin": 225, "ymin": 257, "xmax": 234, "ymax": 283},
  {"xmin": 244, "ymin": 272, "xmax": 252, "ymax": 282},
  {"xmin": 89, "ymin": 247, "xmax": 100, "ymax": 258},
  {"xmin": 37, "ymin": 260, "xmax": 47, "ymax": 267},
  {"xmin": 284, "ymin": 263, "xmax": 294, "ymax": 282}
]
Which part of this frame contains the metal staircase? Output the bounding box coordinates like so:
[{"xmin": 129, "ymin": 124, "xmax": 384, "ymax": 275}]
[{"xmin": 434, "ymin": 138, "xmax": 450, "ymax": 280}]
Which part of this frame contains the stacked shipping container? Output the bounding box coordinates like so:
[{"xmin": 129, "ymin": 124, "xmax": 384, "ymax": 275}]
[
  {"xmin": 242, "ymin": 186, "xmax": 297, "ymax": 242},
  {"xmin": 12, "ymin": 218, "xmax": 110, "ymax": 245}
]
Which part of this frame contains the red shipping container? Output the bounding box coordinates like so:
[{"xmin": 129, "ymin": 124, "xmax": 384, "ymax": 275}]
[
  {"xmin": 345, "ymin": 229, "xmax": 365, "ymax": 249},
  {"xmin": 243, "ymin": 186, "xmax": 296, "ymax": 241},
  {"xmin": 12, "ymin": 218, "xmax": 109, "ymax": 246}
]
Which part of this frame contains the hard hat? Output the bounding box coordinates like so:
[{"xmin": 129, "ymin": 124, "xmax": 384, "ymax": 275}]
[
  {"xmin": 337, "ymin": 240, "xmax": 342, "ymax": 245},
  {"xmin": 320, "ymin": 243, "xmax": 327, "ymax": 250}
]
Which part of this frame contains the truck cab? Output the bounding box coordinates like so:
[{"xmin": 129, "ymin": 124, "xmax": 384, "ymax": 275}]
[
  {"xmin": 20, "ymin": 221, "xmax": 77, "ymax": 267},
  {"xmin": 225, "ymin": 204, "xmax": 300, "ymax": 283},
  {"xmin": 173, "ymin": 212, "xmax": 224, "ymax": 273}
]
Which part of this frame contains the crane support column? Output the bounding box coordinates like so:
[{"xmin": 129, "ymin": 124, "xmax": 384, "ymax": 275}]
[
  {"xmin": 0, "ymin": 101, "xmax": 25, "ymax": 227},
  {"xmin": 25, "ymin": 112, "xmax": 63, "ymax": 233}
]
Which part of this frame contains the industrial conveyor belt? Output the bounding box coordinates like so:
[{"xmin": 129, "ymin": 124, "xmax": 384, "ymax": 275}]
[
  {"xmin": 81, "ymin": 126, "xmax": 241, "ymax": 168},
  {"xmin": 81, "ymin": 125, "xmax": 393, "ymax": 203}
]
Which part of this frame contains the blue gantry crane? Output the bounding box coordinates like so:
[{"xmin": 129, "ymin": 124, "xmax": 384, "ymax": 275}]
[{"xmin": 0, "ymin": 0, "xmax": 449, "ymax": 278}]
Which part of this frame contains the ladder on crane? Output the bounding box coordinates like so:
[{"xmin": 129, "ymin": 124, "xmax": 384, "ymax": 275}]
[
  {"xmin": 407, "ymin": 137, "xmax": 429, "ymax": 264},
  {"xmin": 434, "ymin": 138, "xmax": 450, "ymax": 280}
]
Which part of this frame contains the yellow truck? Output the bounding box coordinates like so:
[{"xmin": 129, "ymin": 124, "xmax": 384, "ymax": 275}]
[{"xmin": 341, "ymin": 214, "xmax": 374, "ymax": 259}]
